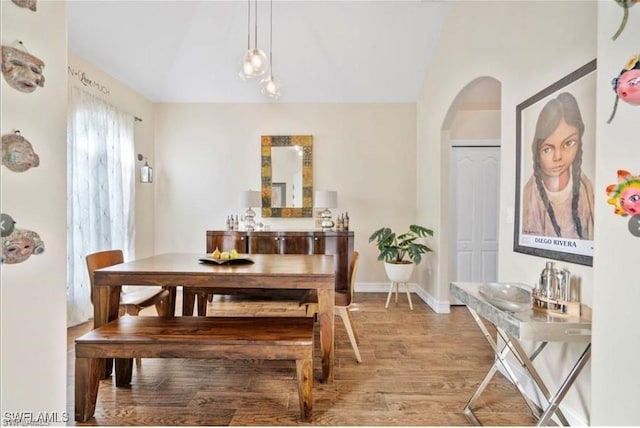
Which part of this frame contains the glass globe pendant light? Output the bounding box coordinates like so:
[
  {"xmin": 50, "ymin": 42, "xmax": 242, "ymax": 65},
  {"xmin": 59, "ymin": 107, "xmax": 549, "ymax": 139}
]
[
  {"xmin": 239, "ymin": 0, "xmax": 268, "ymax": 80},
  {"xmin": 260, "ymin": 0, "xmax": 282, "ymax": 98},
  {"xmin": 261, "ymin": 72, "xmax": 282, "ymax": 99}
]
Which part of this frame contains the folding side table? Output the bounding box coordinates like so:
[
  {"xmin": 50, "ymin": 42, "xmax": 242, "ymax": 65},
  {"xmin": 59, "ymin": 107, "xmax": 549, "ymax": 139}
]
[{"xmin": 450, "ymin": 282, "xmax": 591, "ymax": 426}]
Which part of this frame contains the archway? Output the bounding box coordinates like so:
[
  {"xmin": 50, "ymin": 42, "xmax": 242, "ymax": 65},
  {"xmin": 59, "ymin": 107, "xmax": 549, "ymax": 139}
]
[{"xmin": 440, "ymin": 77, "xmax": 502, "ymax": 305}]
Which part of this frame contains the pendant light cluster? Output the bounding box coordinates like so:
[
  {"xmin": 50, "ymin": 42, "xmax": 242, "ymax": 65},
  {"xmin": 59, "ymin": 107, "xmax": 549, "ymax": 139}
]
[{"xmin": 239, "ymin": 0, "xmax": 281, "ymax": 99}]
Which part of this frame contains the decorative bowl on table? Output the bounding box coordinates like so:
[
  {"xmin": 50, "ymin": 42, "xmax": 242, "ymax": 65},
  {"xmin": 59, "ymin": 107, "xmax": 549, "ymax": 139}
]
[
  {"xmin": 478, "ymin": 282, "xmax": 532, "ymax": 313},
  {"xmin": 198, "ymin": 256, "xmax": 254, "ymax": 265}
]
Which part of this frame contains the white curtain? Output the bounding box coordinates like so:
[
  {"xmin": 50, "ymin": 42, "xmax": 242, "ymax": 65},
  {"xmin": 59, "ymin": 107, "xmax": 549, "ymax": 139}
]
[{"xmin": 67, "ymin": 86, "xmax": 135, "ymax": 327}]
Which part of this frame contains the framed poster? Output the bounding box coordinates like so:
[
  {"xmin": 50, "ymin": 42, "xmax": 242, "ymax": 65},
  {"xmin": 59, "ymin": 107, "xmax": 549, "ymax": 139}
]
[{"xmin": 514, "ymin": 59, "xmax": 596, "ymax": 266}]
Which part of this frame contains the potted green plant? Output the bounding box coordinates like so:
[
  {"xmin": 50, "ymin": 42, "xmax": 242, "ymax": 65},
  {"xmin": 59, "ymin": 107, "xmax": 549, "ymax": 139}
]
[{"xmin": 368, "ymin": 224, "xmax": 434, "ymax": 282}]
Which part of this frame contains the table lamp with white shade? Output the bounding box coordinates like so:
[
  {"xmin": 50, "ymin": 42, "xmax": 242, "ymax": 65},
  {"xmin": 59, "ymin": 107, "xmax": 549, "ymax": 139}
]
[
  {"xmin": 239, "ymin": 190, "xmax": 261, "ymax": 231},
  {"xmin": 314, "ymin": 190, "xmax": 338, "ymax": 231}
]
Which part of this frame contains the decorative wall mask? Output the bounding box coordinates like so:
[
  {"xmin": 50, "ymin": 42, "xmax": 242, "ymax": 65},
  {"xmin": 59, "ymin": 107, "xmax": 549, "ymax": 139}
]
[
  {"xmin": 612, "ymin": 0, "xmax": 638, "ymax": 40},
  {"xmin": 1, "ymin": 43, "xmax": 45, "ymax": 93},
  {"xmin": 2, "ymin": 131, "xmax": 40, "ymax": 172},
  {"xmin": 607, "ymin": 54, "xmax": 640, "ymax": 123},
  {"xmin": 1, "ymin": 228, "xmax": 45, "ymax": 264},
  {"xmin": 11, "ymin": 0, "xmax": 37, "ymax": 11},
  {"xmin": 606, "ymin": 170, "xmax": 640, "ymax": 216}
]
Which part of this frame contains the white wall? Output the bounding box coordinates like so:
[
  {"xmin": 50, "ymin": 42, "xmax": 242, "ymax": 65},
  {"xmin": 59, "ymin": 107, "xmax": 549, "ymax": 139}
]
[
  {"xmin": 417, "ymin": 1, "xmax": 597, "ymax": 424},
  {"xmin": 68, "ymin": 53, "xmax": 156, "ymax": 258},
  {"xmin": 153, "ymin": 103, "xmax": 416, "ymax": 283},
  {"xmin": 0, "ymin": 0, "xmax": 67, "ymax": 420},
  {"xmin": 592, "ymin": 1, "xmax": 640, "ymax": 423}
]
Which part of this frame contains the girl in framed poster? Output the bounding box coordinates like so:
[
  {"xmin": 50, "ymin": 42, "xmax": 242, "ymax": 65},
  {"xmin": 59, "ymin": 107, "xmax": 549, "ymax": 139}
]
[
  {"xmin": 521, "ymin": 92, "xmax": 595, "ymax": 240},
  {"xmin": 514, "ymin": 60, "xmax": 596, "ymax": 266}
]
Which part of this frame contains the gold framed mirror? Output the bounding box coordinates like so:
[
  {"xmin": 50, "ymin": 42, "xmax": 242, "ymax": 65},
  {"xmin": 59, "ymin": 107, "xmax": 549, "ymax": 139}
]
[{"xmin": 261, "ymin": 135, "xmax": 313, "ymax": 218}]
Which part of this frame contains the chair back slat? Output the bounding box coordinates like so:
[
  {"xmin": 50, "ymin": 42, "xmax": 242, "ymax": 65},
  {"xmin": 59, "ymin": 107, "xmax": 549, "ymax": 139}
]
[{"xmin": 85, "ymin": 250, "xmax": 124, "ymax": 305}]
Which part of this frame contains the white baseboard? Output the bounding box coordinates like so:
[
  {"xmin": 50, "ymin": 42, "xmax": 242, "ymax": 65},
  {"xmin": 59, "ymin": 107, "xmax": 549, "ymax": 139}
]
[
  {"xmin": 355, "ymin": 282, "xmax": 392, "ymax": 293},
  {"xmin": 355, "ymin": 282, "xmax": 450, "ymax": 314}
]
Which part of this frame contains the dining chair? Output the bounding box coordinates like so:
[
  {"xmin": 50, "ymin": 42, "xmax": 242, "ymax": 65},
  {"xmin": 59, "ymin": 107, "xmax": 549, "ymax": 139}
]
[
  {"xmin": 300, "ymin": 251, "xmax": 362, "ymax": 363},
  {"xmin": 85, "ymin": 249, "xmax": 170, "ymax": 367}
]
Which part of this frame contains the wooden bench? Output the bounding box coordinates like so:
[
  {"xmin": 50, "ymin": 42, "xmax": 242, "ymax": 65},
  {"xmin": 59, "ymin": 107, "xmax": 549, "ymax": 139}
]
[{"xmin": 75, "ymin": 316, "xmax": 315, "ymax": 422}]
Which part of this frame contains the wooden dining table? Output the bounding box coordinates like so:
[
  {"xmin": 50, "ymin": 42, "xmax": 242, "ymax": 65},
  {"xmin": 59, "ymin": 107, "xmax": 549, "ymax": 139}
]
[{"xmin": 92, "ymin": 252, "xmax": 336, "ymax": 383}]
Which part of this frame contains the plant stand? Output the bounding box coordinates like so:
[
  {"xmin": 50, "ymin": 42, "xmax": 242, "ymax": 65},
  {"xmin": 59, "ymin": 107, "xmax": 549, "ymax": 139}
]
[
  {"xmin": 383, "ymin": 262, "xmax": 415, "ymax": 310},
  {"xmin": 385, "ymin": 281, "xmax": 413, "ymax": 310}
]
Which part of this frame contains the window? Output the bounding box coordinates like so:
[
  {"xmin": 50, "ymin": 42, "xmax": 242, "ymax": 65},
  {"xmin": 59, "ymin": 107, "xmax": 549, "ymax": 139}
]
[{"xmin": 66, "ymin": 86, "xmax": 135, "ymax": 326}]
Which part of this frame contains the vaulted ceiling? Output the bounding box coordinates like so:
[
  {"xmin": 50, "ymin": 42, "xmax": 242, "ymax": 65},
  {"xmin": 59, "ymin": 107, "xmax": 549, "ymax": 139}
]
[{"xmin": 66, "ymin": 1, "xmax": 453, "ymax": 103}]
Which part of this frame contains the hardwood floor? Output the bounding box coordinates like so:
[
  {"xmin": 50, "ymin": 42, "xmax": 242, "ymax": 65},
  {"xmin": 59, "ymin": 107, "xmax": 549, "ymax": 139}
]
[{"xmin": 67, "ymin": 292, "xmax": 537, "ymax": 426}]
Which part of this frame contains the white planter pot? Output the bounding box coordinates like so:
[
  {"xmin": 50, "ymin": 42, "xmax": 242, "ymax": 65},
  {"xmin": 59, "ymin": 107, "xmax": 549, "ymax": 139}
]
[{"xmin": 384, "ymin": 262, "xmax": 414, "ymax": 283}]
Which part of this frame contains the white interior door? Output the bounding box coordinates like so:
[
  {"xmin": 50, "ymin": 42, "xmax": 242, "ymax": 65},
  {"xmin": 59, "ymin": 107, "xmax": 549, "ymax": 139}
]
[{"xmin": 450, "ymin": 144, "xmax": 500, "ymax": 302}]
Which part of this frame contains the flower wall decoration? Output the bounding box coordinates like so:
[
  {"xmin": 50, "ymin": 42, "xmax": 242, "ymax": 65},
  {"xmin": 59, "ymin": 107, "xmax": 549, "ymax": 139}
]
[{"xmin": 606, "ymin": 170, "xmax": 640, "ymax": 216}]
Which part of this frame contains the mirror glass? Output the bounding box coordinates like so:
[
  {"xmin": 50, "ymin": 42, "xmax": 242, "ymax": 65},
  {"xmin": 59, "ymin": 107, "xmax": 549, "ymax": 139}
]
[{"xmin": 261, "ymin": 135, "xmax": 313, "ymax": 217}]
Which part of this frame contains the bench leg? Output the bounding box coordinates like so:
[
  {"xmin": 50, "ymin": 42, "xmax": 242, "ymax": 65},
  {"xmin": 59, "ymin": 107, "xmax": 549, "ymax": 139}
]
[
  {"xmin": 75, "ymin": 357, "xmax": 101, "ymax": 422},
  {"xmin": 115, "ymin": 358, "xmax": 134, "ymax": 387},
  {"xmin": 295, "ymin": 358, "xmax": 313, "ymax": 421}
]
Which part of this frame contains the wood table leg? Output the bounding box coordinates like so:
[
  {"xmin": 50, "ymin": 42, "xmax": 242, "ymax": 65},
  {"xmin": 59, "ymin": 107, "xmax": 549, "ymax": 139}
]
[
  {"xmin": 182, "ymin": 287, "xmax": 196, "ymax": 316},
  {"xmin": 316, "ymin": 288, "xmax": 334, "ymax": 383},
  {"xmin": 94, "ymin": 285, "xmax": 121, "ymax": 379},
  {"xmin": 196, "ymin": 291, "xmax": 208, "ymax": 316},
  {"xmin": 165, "ymin": 285, "xmax": 177, "ymax": 317}
]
